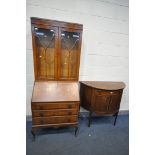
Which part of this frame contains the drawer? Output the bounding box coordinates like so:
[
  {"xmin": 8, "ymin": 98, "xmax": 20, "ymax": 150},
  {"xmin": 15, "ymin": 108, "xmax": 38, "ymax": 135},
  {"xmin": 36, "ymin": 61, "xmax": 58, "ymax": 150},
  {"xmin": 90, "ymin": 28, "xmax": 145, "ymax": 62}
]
[
  {"xmin": 32, "ymin": 102, "xmax": 79, "ymax": 110},
  {"xmin": 32, "ymin": 115, "xmax": 78, "ymax": 125},
  {"xmin": 94, "ymin": 89, "xmax": 119, "ymax": 96},
  {"xmin": 32, "ymin": 109, "xmax": 78, "ymax": 117}
]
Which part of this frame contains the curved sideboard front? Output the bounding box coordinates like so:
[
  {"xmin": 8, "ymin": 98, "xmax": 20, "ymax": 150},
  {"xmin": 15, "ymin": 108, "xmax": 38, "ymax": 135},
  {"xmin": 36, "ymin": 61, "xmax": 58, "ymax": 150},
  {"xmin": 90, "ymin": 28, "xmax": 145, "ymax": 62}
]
[{"xmin": 80, "ymin": 81, "xmax": 126, "ymax": 126}]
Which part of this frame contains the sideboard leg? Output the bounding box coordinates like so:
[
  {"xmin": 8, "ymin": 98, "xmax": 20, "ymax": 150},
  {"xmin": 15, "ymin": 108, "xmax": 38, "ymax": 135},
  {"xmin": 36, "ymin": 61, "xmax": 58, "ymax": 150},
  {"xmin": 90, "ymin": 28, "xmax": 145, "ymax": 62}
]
[
  {"xmin": 88, "ymin": 112, "xmax": 92, "ymax": 127},
  {"xmin": 75, "ymin": 126, "xmax": 79, "ymax": 137},
  {"xmin": 113, "ymin": 113, "xmax": 118, "ymax": 126},
  {"xmin": 31, "ymin": 128, "xmax": 36, "ymax": 141}
]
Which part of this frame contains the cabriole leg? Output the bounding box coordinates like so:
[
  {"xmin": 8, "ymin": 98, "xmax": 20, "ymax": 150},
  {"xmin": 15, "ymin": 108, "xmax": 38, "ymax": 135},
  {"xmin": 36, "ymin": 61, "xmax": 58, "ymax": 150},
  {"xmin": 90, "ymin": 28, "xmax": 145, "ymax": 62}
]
[
  {"xmin": 75, "ymin": 126, "xmax": 79, "ymax": 137},
  {"xmin": 31, "ymin": 128, "xmax": 36, "ymax": 141}
]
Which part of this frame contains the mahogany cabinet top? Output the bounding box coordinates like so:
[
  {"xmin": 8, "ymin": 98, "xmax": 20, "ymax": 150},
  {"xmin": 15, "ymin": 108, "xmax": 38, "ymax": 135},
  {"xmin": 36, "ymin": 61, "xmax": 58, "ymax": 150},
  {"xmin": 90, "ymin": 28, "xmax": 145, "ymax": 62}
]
[
  {"xmin": 80, "ymin": 81, "xmax": 125, "ymax": 90},
  {"xmin": 31, "ymin": 17, "xmax": 83, "ymax": 30},
  {"xmin": 32, "ymin": 81, "xmax": 80, "ymax": 102}
]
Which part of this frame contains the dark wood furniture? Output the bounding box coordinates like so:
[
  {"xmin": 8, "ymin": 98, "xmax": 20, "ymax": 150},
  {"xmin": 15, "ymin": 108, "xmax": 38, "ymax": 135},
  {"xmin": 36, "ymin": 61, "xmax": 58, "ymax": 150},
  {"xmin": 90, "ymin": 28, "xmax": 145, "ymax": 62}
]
[
  {"xmin": 80, "ymin": 81, "xmax": 125, "ymax": 127},
  {"xmin": 31, "ymin": 17, "xmax": 82, "ymax": 81},
  {"xmin": 31, "ymin": 17, "xmax": 83, "ymax": 140},
  {"xmin": 31, "ymin": 81, "xmax": 80, "ymax": 139}
]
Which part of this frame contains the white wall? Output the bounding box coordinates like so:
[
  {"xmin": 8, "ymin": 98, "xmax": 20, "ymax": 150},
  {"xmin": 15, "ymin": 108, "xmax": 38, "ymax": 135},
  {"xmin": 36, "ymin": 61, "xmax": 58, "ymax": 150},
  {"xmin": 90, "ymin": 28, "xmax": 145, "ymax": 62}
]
[{"xmin": 26, "ymin": 0, "xmax": 129, "ymax": 115}]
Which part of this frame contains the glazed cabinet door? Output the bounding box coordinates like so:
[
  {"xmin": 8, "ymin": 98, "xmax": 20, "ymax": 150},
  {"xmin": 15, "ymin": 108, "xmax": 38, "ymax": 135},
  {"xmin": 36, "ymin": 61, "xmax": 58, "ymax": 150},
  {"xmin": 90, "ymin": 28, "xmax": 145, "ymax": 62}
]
[
  {"xmin": 32, "ymin": 25, "xmax": 58, "ymax": 80},
  {"xmin": 58, "ymin": 28, "xmax": 82, "ymax": 80}
]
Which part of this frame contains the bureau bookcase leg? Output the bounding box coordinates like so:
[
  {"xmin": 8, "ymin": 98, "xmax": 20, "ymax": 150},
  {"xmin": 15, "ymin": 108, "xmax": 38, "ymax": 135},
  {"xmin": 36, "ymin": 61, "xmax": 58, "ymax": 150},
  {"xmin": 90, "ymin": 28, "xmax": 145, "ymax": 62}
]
[
  {"xmin": 88, "ymin": 112, "xmax": 92, "ymax": 127},
  {"xmin": 31, "ymin": 128, "xmax": 36, "ymax": 141},
  {"xmin": 113, "ymin": 113, "xmax": 118, "ymax": 126},
  {"xmin": 75, "ymin": 126, "xmax": 79, "ymax": 137}
]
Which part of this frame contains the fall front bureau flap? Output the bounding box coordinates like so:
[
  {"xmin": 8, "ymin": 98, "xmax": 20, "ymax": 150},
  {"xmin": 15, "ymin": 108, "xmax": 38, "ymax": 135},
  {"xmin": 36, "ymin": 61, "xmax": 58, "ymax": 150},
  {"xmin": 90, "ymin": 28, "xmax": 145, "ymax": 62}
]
[{"xmin": 32, "ymin": 81, "xmax": 80, "ymax": 102}]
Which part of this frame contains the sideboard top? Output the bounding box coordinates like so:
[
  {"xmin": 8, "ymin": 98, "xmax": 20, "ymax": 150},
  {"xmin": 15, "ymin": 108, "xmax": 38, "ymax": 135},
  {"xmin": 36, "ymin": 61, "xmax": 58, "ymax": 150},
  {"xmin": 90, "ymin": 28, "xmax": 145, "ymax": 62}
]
[
  {"xmin": 80, "ymin": 81, "xmax": 125, "ymax": 90},
  {"xmin": 32, "ymin": 81, "xmax": 80, "ymax": 102}
]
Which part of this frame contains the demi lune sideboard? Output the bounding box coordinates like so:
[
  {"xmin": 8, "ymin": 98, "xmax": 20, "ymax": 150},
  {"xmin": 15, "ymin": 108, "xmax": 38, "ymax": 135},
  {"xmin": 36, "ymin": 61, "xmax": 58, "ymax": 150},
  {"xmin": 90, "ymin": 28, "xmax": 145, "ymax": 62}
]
[{"xmin": 80, "ymin": 81, "xmax": 125, "ymax": 127}]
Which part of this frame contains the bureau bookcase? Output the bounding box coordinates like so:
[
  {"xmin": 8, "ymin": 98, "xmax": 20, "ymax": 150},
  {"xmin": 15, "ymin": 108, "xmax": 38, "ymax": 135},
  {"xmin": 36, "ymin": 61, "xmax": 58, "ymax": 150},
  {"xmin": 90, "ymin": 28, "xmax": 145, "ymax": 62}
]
[{"xmin": 31, "ymin": 17, "xmax": 83, "ymax": 140}]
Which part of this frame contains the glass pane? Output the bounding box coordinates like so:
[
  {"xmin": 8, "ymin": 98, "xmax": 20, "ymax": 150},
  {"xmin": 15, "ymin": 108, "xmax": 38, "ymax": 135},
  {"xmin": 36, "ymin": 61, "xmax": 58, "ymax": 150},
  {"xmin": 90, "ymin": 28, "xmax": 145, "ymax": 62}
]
[
  {"xmin": 61, "ymin": 31, "xmax": 80, "ymax": 78},
  {"xmin": 35, "ymin": 28, "xmax": 55, "ymax": 79}
]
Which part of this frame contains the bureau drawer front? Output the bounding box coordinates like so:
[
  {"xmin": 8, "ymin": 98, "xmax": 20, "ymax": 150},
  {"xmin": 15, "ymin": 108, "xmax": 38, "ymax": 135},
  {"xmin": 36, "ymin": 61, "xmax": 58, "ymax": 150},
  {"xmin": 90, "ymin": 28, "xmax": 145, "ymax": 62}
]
[
  {"xmin": 32, "ymin": 102, "xmax": 79, "ymax": 110},
  {"xmin": 32, "ymin": 109, "xmax": 78, "ymax": 117},
  {"xmin": 32, "ymin": 115, "xmax": 78, "ymax": 125}
]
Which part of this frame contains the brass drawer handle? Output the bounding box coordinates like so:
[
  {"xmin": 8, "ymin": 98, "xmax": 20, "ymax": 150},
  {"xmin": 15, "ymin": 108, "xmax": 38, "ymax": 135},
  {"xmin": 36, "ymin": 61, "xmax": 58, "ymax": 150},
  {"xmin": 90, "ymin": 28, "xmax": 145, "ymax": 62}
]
[
  {"xmin": 110, "ymin": 92, "xmax": 113, "ymax": 94},
  {"xmin": 68, "ymin": 105, "xmax": 72, "ymax": 108},
  {"xmin": 38, "ymin": 105, "xmax": 42, "ymax": 110},
  {"xmin": 40, "ymin": 120, "xmax": 44, "ymax": 124},
  {"xmin": 68, "ymin": 112, "xmax": 72, "ymax": 115},
  {"xmin": 39, "ymin": 113, "xmax": 43, "ymax": 117}
]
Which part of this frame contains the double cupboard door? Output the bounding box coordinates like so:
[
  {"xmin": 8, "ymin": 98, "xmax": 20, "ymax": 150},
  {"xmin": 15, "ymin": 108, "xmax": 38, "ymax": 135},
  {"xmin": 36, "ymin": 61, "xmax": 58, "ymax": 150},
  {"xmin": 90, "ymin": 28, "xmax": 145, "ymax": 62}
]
[{"xmin": 31, "ymin": 18, "xmax": 82, "ymax": 81}]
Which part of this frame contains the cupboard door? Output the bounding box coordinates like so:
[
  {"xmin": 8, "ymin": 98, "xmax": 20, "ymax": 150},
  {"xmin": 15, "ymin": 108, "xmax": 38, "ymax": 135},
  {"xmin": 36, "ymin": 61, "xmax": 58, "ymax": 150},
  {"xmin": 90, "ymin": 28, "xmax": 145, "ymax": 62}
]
[
  {"xmin": 92, "ymin": 90, "xmax": 111, "ymax": 113},
  {"xmin": 108, "ymin": 92, "xmax": 122, "ymax": 113},
  {"xmin": 58, "ymin": 28, "xmax": 82, "ymax": 80},
  {"xmin": 32, "ymin": 26, "xmax": 58, "ymax": 80}
]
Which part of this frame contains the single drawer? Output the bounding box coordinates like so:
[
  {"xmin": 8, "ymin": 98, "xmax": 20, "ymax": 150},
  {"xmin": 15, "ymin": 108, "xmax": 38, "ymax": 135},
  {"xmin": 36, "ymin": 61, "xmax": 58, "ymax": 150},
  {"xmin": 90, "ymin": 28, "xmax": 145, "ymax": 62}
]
[
  {"xmin": 32, "ymin": 102, "xmax": 79, "ymax": 110},
  {"xmin": 94, "ymin": 89, "xmax": 119, "ymax": 96},
  {"xmin": 32, "ymin": 115, "xmax": 78, "ymax": 125},
  {"xmin": 32, "ymin": 109, "xmax": 79, "ymax": 117}
]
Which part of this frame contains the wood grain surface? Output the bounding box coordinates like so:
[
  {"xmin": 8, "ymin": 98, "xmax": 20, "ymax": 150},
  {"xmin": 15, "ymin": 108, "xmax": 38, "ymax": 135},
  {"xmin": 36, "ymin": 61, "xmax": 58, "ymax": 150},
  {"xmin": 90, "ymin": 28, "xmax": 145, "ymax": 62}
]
[
  {"xmin": 80, "ymin": 81, "xmax": 125, "ymax": 90},
  {"xmin": 32, "ymin": 81, "xmax": 80, "ymax": 102}
]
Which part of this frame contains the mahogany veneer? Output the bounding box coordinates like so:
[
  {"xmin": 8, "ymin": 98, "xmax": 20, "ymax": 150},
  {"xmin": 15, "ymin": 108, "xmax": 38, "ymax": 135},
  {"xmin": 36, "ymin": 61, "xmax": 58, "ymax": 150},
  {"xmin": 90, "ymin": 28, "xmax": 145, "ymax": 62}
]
[
  {"xmin": 80, "ymin": 81, "xmax": 125, "ymax": 127},
  {"xmin": 31, "ymin": 81, "xmax": 80, "ymax": 139},
  {"xmin": 31, "ymin": 17, "xmax": 83, "ymax": 140}
]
